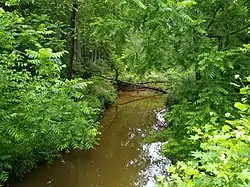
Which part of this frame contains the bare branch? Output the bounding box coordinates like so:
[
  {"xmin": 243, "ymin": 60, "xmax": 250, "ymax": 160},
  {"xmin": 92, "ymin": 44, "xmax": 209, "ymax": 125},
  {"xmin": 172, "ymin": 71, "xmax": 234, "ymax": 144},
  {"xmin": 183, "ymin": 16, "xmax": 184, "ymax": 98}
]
[
  {"xmin": 206, "ymin": 34, "xmax": 221, "ymax": 38},
  {"xmin": 229, "ymin": 24, "xmax": 250, "ymax": 35},
  {"xmin": 205, "ymin": 5, "xmax": 221, "ymax": 31}
]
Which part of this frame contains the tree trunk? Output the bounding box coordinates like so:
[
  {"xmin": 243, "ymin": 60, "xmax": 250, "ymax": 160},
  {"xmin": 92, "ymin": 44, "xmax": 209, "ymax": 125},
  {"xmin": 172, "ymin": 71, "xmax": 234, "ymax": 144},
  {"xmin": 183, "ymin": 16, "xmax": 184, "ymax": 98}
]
[
  {"xmin": 194, "ymin": 36, "xmax": 201, "ymax": 80},
  {"xmin": 94, "ymin": 74, "xmax": 168, "ymax": 94},
  {"xmin": 218, "ymin": 36, "xmax": 223, "ymax": 51},
  {"xmin": 68, "ymin": 0, "xmax": 78, "ymax": 80},
  {"xmin": 114, "ymin": 68, "xmax": 119, "ymax": 81},
  {"xmin": 75, "ymin": 3, "xmax": 84, "ymax": 71}
]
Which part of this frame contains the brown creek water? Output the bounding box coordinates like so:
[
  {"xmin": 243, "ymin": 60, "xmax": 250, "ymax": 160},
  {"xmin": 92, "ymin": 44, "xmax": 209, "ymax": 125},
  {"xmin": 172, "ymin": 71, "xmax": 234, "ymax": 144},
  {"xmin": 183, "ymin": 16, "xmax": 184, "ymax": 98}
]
[{"xmin": 12, "ymin": 90, "xmax": 170, "ymax": 187}]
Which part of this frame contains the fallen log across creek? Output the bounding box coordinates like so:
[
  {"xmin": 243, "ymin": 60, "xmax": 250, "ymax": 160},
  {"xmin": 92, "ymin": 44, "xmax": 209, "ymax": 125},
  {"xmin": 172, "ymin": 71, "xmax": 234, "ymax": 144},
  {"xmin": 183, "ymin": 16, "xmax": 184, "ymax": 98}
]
[{"xmin": 96, "ymin": 75, "xmax": 168, "ymax": 94}]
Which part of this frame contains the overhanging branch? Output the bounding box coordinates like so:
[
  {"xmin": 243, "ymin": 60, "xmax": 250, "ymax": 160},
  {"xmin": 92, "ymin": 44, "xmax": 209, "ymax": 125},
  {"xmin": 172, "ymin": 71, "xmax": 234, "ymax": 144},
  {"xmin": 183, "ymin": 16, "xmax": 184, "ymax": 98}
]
[
  {"xmin": 206, "ymin": 24, "xmax": 250, "ymax": 38},
  {"xmin": 229, "ymin": 24, "xmax": 250, "ymax": 35},
  {"xmin": 205, "ymin": 5, "xmax": 222, "ymax": 32},
  {"xmin": 206, "ymin": 34, "xmax": 221, "ymax": 38}
]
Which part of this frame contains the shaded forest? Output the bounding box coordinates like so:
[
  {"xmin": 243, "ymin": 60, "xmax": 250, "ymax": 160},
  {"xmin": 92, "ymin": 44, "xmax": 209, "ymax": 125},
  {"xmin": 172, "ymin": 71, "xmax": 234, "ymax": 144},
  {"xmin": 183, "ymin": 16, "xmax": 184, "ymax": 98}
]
[{"xmin": 0, "ymin": 0, "xmax": 250, "ymax": 186}]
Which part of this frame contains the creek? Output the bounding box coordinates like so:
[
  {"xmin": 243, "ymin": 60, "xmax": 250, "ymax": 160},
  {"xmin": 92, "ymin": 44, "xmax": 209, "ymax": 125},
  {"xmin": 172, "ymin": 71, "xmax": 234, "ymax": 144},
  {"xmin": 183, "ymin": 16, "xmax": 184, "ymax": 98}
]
[{"xmin": 12, "ymin": 90, "xmax": 170, "ymax": 187}]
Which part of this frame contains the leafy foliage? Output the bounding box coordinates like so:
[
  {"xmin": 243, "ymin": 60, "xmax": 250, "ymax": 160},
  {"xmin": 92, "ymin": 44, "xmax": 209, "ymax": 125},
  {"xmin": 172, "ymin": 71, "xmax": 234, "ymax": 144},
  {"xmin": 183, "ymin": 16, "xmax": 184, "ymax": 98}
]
[
  {"xmin": 166, "ymin": 77, "xmax": 250, "ymax": 187},
  {"xmin": 114, "ymin": 0, "xmax": 250, "ymax": 186},
  {"xmin": 0, "ymin": 4, "xmax": 116, "ymax": 185}
]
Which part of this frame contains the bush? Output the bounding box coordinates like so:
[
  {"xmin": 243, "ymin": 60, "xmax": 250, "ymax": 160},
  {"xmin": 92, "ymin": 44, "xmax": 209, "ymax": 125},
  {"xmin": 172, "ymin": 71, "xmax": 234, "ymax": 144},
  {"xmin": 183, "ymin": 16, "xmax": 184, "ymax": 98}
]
[
  {"xmin": 0, "ymin": 9, "xmax": 116, "ymax": 185},
  {"xmin": 156, "ymin": 77, "xmax": 250, "ymax": 187},
  {"xmin": 86, "ymin": 77, "xmax": 117, "ymax": 109},
  {"xmin": 168, "ymin": 77, "xmax": 250, "ymax": 186}
]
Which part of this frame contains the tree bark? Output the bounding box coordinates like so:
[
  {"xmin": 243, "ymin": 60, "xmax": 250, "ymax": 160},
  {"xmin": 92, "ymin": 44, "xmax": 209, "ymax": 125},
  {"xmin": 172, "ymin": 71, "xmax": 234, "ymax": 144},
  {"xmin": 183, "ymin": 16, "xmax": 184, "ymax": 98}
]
[
  {"xmin": 95, "ymin": 75, "xmax": 168, "ymax": 94},
  {"xmin": 205, "ymin": 5, "xmax": 221, "ymax": 32},
  {"xmin": 194, "ymin": 36, "xmax": 201, "ymax": 80},
  {"xmin": 118, "ymin": 81, "xmax": 168, "ymax": 93},
  {"xmin": 114, "ymin": 68, "xmax": 119, "ymax": 81},
  {"xmin": 218, "ymin": 36, "xmax": 223, "ymax": 51},
  {"xmin": 68, "ymin": 0, "xmax": 78, "ymax": 80}
]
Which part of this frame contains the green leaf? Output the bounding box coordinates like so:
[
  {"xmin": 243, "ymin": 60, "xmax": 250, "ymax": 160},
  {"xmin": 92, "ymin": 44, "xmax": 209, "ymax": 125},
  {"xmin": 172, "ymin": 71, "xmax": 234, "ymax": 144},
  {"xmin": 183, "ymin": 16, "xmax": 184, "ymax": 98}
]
[
  {"xmin": 240, "ymin": 87, "xmax": 248, "ymax": 94},
  {"xmin": 133, "ymin": 0, "xmax": 146, "ymax": 9},
  {"xmin": 222, "ymin": 125, "xmax": 231, "ymax": 133},
  {"xmin": 247, "ymin": 76, "xmax": 250, "ymax": 82},
  {"xmin": 234, "ymin": 102, "xmax": 248, "ymax": 112}
]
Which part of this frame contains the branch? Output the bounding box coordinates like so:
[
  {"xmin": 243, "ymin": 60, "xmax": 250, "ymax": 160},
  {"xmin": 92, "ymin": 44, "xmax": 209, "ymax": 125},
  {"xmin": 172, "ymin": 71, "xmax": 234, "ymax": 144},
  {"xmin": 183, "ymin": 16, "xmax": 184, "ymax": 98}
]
[
  {"xmin": 229, "ymin": 24, "xmax": 250, "ymax": 35},
  {"xmin": 137, "ymin": 80, "xmax": 168, "ymax": 84},
  {"xmin": 205, "ymin": 5, "xmax": 221, "ymax": 31},
  {"xmin": 206, "ymin": 34, "xmax": 221, "ymax": 38},
  {"xmin": 94, "ymin": 74, "xmax": 168, "ymax": 94},
  {"xmin": 15, "ymin": 50, "xmax": 30, "ymax": 58},
  {"xmin": 117, "ymin": 80, "xmax": 168, "ymax": 94},
  {"xmin": 206, "ymin": 24, "xmax": 250, "ymax": 38}
]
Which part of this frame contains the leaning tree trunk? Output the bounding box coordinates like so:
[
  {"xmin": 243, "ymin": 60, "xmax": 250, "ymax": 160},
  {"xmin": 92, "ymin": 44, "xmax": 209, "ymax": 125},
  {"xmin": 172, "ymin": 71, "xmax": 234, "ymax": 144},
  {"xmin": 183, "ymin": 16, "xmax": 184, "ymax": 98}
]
[{"xmin": 68, "ymin": 0, "xmax": 78, "ymax": 80}]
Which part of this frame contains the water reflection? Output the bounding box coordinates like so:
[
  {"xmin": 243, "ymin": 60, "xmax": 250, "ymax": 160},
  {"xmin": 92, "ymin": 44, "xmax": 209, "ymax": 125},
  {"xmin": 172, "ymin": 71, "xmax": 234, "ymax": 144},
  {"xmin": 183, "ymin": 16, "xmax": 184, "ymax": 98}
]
[
  {"xmin": 130, "ymin": 108, "xmax": 171, "ymax": 187},
  {"xmin": 12, "ymin": 91, "xmax": 169, "ymax": 187}
]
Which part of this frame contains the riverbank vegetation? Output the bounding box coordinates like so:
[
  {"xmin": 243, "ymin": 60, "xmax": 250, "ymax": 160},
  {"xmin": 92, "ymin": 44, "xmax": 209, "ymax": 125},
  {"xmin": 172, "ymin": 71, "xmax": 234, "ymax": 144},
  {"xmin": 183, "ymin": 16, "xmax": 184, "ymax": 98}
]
[
  {"xmin": 0, "ymin": 1, "xmax": 116, "ymax": 183},
  {"xmin": 0, "ymin": 0, "xmax": 250, "ymax": 186}
]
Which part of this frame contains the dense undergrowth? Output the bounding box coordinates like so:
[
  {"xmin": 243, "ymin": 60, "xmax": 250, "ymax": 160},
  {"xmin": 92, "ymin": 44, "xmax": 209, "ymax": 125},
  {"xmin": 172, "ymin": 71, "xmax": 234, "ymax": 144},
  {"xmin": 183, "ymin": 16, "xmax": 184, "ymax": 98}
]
[
  {"xmin": 0, "ymin": 6, "xmax": 116, "ymax": 185},
  {"xmin": 156, "ymin": 76, "xmax": 250, "ymax": 187}
]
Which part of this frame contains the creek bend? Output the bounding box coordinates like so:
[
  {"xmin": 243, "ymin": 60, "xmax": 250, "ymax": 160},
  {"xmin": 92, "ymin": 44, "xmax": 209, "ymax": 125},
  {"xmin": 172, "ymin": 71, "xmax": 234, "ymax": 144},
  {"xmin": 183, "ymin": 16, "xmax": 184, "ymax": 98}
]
[{"xmin": 12, "ymin": 90, "xmax": 170, "ymax": 187}]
